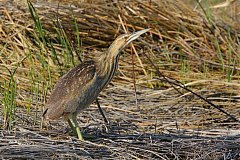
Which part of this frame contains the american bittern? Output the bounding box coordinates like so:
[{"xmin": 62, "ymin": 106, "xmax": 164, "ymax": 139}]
[{"xmin": 43, "ymin": 28, "xmax": 150, "ymax": 140}]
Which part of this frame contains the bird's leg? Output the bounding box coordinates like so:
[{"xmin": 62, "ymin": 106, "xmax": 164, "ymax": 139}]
[
  {"xmin": 96, "ymin": 98, "xmax": 110, "ymax": 134},
  {"xmin": 70, "ymin": 113, "xmax": 83, "ymax": 140},
  {"xmin": 67, "ymin": 118, "xmax": 77, "ymax": 135},
  {"xmin": 96, "ymin": 98, "xmax": 109, "ymax": 124}
]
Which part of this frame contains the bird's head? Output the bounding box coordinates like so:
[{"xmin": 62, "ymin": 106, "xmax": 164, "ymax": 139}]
[
  {"xmin": 108, "ymin": 28, "xmax": 150, "ymax": 55},
  {"xmin": 96, "ymin": 28, "xmax": 150, "ymax": 77}
]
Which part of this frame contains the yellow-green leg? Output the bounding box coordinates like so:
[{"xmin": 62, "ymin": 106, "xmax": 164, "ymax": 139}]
[
  {"xmin": 67, "ymin": 113, "xmax": 83, "ymax": 140},
  {"xmin": 67, "ymin": 119, "xmax": 76, "ymax": 135}
]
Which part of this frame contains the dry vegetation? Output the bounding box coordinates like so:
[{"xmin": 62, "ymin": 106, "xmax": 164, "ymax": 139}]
[{"xmin": 0, "ymin": 0, "xmax": 240, "ymax": 159}]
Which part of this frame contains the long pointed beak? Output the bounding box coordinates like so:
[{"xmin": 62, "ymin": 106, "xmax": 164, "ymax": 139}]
[{"xmin": 126, "ymin": 28, "xmax": 150, "ymax": 42}]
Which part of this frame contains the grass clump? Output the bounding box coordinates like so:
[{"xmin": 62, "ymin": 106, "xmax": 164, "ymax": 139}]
[{"xmin": 2, "ymin": 67, "xmax": 17, "ymax": 130}]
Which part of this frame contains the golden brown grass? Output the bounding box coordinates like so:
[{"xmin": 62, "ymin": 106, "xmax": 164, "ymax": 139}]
[{"xmin": 0, "ymin": 0, "xmax": 240, "ymax": 159}]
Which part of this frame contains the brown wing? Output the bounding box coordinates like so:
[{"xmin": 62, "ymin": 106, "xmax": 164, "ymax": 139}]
[{"xmin": 43, "ymin": 60, "xmax": 96, "ymax": 120}]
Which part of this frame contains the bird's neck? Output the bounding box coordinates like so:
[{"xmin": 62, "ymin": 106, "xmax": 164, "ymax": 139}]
[{"xmin": 96, "ymin": 47, "xmax": 120, "ymax": 81}]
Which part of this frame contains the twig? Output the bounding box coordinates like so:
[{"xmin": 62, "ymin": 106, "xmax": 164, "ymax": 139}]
[{"xmin": 143, "ymin": 50, "xmax": 240, "ymax": 123}]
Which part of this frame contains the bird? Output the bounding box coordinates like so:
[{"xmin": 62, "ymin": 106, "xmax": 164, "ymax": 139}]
[{"xmin": 43, "ymin": 28, "xmax": 150, "ymax": 140}]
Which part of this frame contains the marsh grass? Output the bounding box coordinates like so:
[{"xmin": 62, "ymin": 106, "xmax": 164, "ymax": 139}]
[
  {"xmin": 26, "ymin": 1, "xmax": 83, "ymax": 127},
  {"xmin": 0, "ymin": 0, "xmax": 238, "ymax": 130},
  {"xmin": 0, "ymin": 0, "xmax": 240, "ymax": 159},
  {"xmin": 2, "ymin": 68, "xmax": 17, "ymax": 130}
]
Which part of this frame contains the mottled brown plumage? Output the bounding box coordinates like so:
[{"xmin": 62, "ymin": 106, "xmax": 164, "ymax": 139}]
[
  {"xmin": 43, "ymin": 29, "xmax": 150, "ymax": 140},
  {"xmin": 44, "ymin": 61, "xmax": 96, "ymax": 119}
]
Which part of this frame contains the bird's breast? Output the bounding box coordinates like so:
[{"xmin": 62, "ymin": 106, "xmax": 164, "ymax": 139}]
[{"xmin": 74, "ymin": 74, "xmax": 106, "ymax": 113}]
